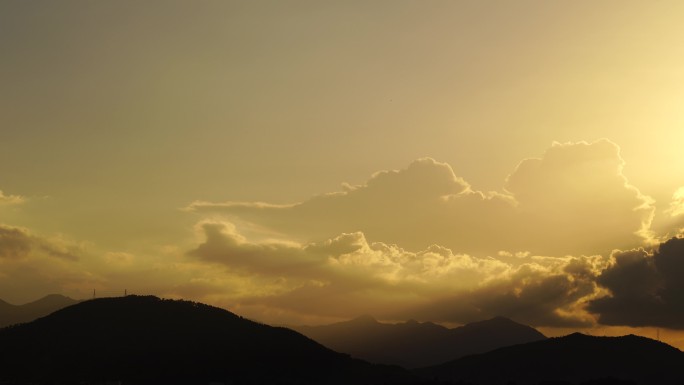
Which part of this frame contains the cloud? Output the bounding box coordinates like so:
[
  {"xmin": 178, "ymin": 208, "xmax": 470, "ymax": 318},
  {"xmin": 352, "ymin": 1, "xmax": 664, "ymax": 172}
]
[
  {"xmin": 647, "ymin": 186, "xmax": 684, "ymax": 244},
  {"xmin": 587, "ymin": 236, "xmax": 684, "ymax": 329},
  {"xmin": 398, "ymin": 254, "xmax": 606, "ymax": 327},
  {"xmin": 0, "ymin": 225, "xmax": 32, "ymax": 259},
  {"xmin": 666, "ymin": 187, "xmax": 684, "ymax": 236},
  {"xmin": 504, "ymin": 140, "xmax": 654, "ymax": 249},
  {"xmin": 0, "ymin": 224, "xmax": 92, "ymax": 302},
  {"xmin": 0, "ymin": 224, "xmax": 79, "ymax": 261},
  {"xmin": 668, "ymin": 187, "xmax": 684, "ymax": 217},
  {"xmin": 0, "ymin": 222, "xmax": 232, "ymax": 305},
  {"xmin": 188, "ymin": 220, "xmax": 509, "ymax": 287},
  {"xmin": 0, "ymin": 190, "xmax": 25, "ymax": 205},
  {"xmin": 188, "ymin": 221, "xmax": 326, "ymax": 278},
  {"xmin": 189, "ymin": 140, "xmax": 654, "ymax": 256},
  {"xmin": 186, "ymin": 221, "xmax": 604, "ymax": 327}
]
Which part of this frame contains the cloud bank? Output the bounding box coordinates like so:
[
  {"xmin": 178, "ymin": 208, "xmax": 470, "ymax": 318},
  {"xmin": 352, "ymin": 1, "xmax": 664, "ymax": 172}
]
[
  {"xmin": 187, "ymin": 221, "xmax": 608, "ymax": 327},
  {"xmin": 2, "ymin": 141, "xmax": 680, "ymax": 331},
  {"xmin": 180, "ymin": 140, "xmax": 684, "ymax": 328},
  {"xmin": 189, "ymin": 140, "xmax": 654, "ymax": 256}
]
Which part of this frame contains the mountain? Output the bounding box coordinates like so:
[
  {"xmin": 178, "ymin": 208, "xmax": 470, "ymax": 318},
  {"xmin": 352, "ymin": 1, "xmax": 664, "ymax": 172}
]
[
  {"xmin": 417, "ymin": 332, "xmax": 684, "ymax": 385},
  {"xmin": 293, "ymin": 315, "xmax": 546, "ymax": 368},
  {"xmin": 0, "ymin": 294, "xmax": 79, "ymax": 327},
  {"xmin": 0, "ymin": 295, "xmax": 410, "ymax": 385}
]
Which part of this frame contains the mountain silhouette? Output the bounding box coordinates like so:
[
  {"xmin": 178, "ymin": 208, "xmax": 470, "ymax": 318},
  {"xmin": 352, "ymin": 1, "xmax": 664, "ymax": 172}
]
[
  {"xmin": 0, "ymin": 295, "xmax": 410, "ymax": 385},
  {"xmin": 293, "ymin": 315, "xmax": 546, "ymax": 368},
  {"xmin": 0, "ymin": 294, "xmax": 79, "ymax": 327},
  {"xmin": 417, "ymin": 332, "xmax": 684, "ymax": 385}
]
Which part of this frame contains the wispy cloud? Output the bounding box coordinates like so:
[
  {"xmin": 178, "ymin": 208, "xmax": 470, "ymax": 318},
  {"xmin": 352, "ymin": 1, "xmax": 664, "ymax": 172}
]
[
  {"xmin": 0, "ymin": 225, "xmax": 80, "ymax": 261},
  {"xmin": 0, "ymin": 190, "xmax": 25, "ymax": 206}
]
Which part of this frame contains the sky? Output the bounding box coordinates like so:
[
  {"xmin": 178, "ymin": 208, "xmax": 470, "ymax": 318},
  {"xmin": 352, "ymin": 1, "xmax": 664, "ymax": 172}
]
[{"xmin": 2, "ymin": 0, "xmax": 684, "ymax": 346}]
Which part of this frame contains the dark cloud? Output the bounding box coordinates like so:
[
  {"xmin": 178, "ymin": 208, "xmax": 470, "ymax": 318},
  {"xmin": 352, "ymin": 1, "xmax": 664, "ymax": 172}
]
[
  {"xmin": 588, "ymin": 237, "xmax": 684, "ymax": 328},
  {"xmin": 399, "ymin": 260, "xmax": 600, "ymax": 328}
]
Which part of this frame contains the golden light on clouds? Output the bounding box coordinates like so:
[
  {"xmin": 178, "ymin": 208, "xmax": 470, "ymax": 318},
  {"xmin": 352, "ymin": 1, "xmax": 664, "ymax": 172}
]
[
  {"xmin": 189, "ymin": 140, "xmax": 654, "ymax": 257},
  {"xmin": 1, "ymin": 0, "xmax": 684, "ymax": 349},
  {"xmin": 669, "ymin": 187, "xmax": 684, "ymax": 217},
  {"xmin": 0, "ymin": 191, "xmax": 25, "ymax": 206}
]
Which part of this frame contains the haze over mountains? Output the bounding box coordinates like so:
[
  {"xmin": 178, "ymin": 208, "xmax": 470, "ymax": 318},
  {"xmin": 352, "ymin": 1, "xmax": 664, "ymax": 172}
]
[
  {"xmin": 0, "ymin": 294, "xmax": 79, "ymax": 327},
  {"xmin": 293, "ymin": 315, "xmax": 546, "ymax": 368}
]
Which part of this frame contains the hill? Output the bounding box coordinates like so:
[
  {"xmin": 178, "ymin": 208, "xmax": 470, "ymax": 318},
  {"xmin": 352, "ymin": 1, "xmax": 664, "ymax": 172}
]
[
  {"xmin": 0, "ymin": 294, "xmax": 79, "ymax": 327},
  {"xmin": 0, "ymin": 295, "xmax": 409, "ymax": 385},
  {"xmin": 293, "ymin": 315, "xmax": 546, "ymax": 368},
  {"xmin": 417, "ymin": 332, "xmax": 684, "ymax": 385}
]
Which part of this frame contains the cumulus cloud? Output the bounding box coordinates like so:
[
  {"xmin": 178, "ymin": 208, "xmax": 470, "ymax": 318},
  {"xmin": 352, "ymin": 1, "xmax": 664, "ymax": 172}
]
[
  {"xmin": 188, "ymin": 140, "xmax": 653, "ymax": 256},
  {"xmin": 505, "ymin": 140, "xmax": 654, "ymax": 249},
  {"xmin": 186, "ymin": 221, "xmax": 604, "ymax": 327},
  {"xmin": 587, "ymin": 236, "xmax": 684, "ymax": 329},
  {"xmin": 187, "ymin": 221, "xmax": 505, "ymax": 289},
  {"xmin": 0, "ymin": 190, "xmax": 25, "ymax": 205}
]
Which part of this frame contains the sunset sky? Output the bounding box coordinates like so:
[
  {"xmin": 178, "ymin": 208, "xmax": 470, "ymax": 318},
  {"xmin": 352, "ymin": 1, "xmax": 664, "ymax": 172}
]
[{"xmin": 2, "ymin": 1, "xmax": 684, "ymax": 346}]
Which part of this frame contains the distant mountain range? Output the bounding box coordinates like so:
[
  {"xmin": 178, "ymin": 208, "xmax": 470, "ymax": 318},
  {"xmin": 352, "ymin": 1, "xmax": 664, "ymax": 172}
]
[
  {"xmin": 293, "ymin": 315, "xmax": 546, "ymax": 367},
  {"xmin": 0, "ymin": 294, "xmax": 79, "ymax": 327},
  {"xmin": 0, "ymin": 295, "xmax": 409, "ymax": 385},
  {"xmin": 2, "ymin": 295, "xmax": 682, "ymax": 385},
  {"xmin": 417, "ymin": 332, "xmax": 684, "ymax": 385}
]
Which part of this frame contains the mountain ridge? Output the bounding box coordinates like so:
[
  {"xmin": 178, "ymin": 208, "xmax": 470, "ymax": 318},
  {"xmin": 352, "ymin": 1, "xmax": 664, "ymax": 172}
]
[
  {"xmin": 293, "ymin": 315, "xmax": 547, "ymax": 368},
  {"xmin": 0, "ymin": 295, "xmax": 409, "ymax": 385},
  {"xmin": 417, "ymin": 332, "xmax": 684, "ymax": 385},
  {"xmin": 0, "ymin": 294, "xmax": 80, "ymax": 327}
]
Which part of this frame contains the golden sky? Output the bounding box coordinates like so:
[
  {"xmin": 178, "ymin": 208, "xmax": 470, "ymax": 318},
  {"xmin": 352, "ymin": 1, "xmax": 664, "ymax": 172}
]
[{"xmin": 1, "ymin": 0, "xmax": 684, "ymax": 345}]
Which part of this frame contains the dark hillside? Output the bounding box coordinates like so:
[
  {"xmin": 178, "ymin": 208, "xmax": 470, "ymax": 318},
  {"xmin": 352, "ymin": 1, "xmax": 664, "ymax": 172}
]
[
  {"xmin": 418, "ymin": 332, "xmax": 684, "ymax": 385},
  {"xmin": 0, "ymin": 295, "xmax": 408, "ymax": 385}
]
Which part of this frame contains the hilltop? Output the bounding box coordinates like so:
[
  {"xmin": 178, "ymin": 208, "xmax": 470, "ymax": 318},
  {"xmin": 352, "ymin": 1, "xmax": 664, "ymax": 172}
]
[
  {"xmin": 418, "ymin": 332, "xmax": 684, "ymax": 385},
  {"xmin": 0, "ymin": 295, "xmax": 408, "ymax": 385}
]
